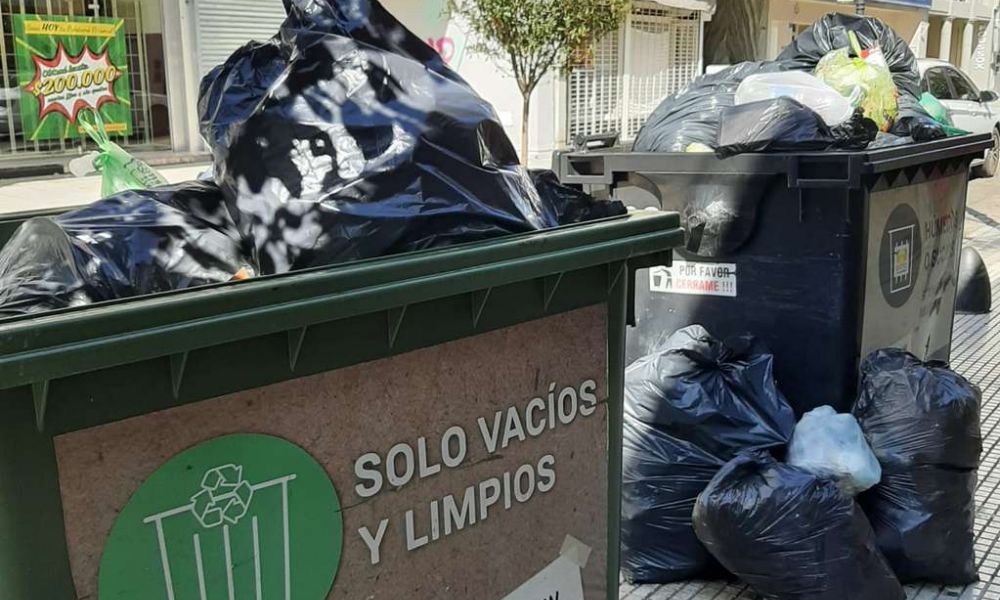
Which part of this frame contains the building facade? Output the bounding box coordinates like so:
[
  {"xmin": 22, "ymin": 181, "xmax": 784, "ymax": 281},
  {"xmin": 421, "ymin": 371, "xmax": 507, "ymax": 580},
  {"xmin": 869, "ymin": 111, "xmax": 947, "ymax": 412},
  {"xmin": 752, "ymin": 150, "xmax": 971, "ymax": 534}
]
[{"xmin": 0, "ymin": 0, "xmax": 713, "ymax": 167}]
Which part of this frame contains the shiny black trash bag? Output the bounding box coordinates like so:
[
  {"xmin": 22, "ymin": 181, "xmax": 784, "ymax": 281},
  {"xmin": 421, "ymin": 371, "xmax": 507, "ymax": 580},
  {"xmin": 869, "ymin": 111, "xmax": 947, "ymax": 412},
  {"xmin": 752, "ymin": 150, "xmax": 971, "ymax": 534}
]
[
  {"xmin": 199, "ymin": 0, "xmax": 622, "ymax": 275},
  {"xmin": 621, "ymin": 325, "xmax": 795, "ymax": 583},
  {"xmin": 0, "ymin": 181, "xmax": 250, "ymax": 316},
  {"xmin": 854, "ymin": 349, "xmax": 982, "ymax": 584},
  {"xmin": 694, "ymin": 452, "xmax": 905, "ymax": 600}
]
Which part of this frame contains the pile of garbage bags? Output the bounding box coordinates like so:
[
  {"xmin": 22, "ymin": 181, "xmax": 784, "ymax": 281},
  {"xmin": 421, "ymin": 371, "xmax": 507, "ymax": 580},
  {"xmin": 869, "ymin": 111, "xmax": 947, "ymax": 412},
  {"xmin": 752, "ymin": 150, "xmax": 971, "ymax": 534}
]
[
  {"xmin": 621, "ymin": 325, "xmax": 796, "ymax": 582},
  {"xmin": 624, "ymin": 332, "xmax": 983, "ymax": 596},
  {"xmin": 635, "ymin": 14, "xmax": 950, "ymax": 156},
  {"xmin": 0, "ymin": 0, "xmax": 622, "ymax": 316}
]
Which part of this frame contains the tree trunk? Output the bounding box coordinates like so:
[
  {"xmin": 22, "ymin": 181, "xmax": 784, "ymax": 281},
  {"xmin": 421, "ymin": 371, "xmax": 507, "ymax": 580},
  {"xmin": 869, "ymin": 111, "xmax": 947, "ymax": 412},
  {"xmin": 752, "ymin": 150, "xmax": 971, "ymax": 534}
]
[{"xmin": 520, "ymin": 91, "xmax": 531, "ymax": 167}]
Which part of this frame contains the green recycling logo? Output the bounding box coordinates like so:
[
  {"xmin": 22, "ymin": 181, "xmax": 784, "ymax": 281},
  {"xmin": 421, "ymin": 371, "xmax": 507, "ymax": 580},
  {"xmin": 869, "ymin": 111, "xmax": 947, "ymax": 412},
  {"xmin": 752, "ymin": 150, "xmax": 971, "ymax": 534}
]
[{"xmin": 98, "ymin": 434, "xmax": 342, "ymax": 600}]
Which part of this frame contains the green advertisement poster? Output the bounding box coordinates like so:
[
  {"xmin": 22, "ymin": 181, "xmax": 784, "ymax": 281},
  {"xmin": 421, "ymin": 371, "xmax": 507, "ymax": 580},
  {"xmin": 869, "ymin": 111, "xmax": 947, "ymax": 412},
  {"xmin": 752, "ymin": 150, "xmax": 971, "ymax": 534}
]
[{"xmin": 12, "ymin": 15, "xmax": 132, "ymax": 141}]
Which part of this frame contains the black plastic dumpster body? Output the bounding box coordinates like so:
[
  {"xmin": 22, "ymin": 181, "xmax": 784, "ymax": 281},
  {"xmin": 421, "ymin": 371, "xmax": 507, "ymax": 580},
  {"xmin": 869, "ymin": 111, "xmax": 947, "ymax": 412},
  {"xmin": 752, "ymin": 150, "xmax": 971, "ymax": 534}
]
[
  {"xmin": 555, "ymin": 135, "xmax": 991, "ymax": 414},
  {"xmin": 0, "ymin": 211, "xmax": 682, "ymax": 600}
]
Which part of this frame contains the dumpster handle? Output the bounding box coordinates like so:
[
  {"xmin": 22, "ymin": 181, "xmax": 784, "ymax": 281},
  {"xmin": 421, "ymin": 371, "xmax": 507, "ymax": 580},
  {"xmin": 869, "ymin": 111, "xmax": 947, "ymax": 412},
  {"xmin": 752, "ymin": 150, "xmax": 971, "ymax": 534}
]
[{"xmin": 786, "ymin": 155, "xmax": 863, "ymax": 190}]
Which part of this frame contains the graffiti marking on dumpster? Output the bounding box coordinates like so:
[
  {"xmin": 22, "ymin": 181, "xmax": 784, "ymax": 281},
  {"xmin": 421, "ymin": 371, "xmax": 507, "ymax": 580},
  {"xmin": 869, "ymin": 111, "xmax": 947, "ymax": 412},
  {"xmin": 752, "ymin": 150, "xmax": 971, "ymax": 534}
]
[
  {"xmin": 649, "ymin": 261, "xmax": 737, "ymax": 297},
  {"xmin": 98, "ymin": 434, "xmax": 342, "ymax": 600}
]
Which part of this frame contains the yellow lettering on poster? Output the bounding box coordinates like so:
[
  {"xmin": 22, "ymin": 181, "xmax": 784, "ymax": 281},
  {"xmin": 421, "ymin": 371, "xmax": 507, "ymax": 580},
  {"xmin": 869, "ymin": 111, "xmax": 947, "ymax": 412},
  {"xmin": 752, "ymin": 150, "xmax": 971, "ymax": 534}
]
[{"xmin": 24, "ymin": 20, "xmax": 118, "ymax": 38}]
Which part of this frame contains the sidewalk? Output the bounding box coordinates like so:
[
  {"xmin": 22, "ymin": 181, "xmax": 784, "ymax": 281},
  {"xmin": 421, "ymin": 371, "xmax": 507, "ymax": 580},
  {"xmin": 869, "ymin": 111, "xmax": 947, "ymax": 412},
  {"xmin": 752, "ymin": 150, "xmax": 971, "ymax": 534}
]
[
  {"xmin": 0, "ymin": 163, "xmax": 210, "ymax": 215},
  {"xmin": 623, "ymin": 176, "xmax": 1000, "ymax": 600}
]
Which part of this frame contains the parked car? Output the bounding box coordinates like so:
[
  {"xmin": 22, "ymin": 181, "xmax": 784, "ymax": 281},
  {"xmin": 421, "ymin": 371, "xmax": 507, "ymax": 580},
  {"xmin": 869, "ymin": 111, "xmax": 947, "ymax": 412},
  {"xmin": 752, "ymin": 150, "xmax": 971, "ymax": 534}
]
[{"xmin": 918, "ymin": 59, "xmax": 1000, "ymax": 177}]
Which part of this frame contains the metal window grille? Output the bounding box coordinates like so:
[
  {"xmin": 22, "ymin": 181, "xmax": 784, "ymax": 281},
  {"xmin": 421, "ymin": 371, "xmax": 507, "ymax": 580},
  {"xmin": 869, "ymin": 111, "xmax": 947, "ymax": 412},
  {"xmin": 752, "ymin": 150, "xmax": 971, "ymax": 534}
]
[
  {"xmin": 567, "ymin": 28, "xmax": 623, "ymax": 144},
  {"xmin": 567, "ymin": 3, "xmax": 702, "ymax": 144},
  {"xmin": 0, "ymin": 0, "xmax": 162, "ymax": 158}
]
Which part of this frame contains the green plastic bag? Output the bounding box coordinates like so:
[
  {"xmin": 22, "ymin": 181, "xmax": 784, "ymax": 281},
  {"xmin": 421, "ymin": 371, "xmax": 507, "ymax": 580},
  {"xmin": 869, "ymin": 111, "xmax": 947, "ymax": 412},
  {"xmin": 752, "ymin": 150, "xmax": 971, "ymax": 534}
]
[
  {"xmin": 814, "ymin": 32, "xmax": 899, "ymax": 132},
  {"xmin": 76, "ymin": 111, "xmax": 168, "ymax": 197},
  {"xmin": 919, "ymin": 92, "xmax": 969, "ymax": 136}
]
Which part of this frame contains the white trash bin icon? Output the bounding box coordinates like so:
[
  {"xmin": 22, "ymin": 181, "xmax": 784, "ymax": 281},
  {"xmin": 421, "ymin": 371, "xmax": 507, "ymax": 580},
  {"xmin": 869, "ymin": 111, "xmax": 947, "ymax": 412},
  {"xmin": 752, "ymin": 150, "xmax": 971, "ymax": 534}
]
[{"xmin": 142, "ymin": 464, "xmax": 297, "ymax": 600}]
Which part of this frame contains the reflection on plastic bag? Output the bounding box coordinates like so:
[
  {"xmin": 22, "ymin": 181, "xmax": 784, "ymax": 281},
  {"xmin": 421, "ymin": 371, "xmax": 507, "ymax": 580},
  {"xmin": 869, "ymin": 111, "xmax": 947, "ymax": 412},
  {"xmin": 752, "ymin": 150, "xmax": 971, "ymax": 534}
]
[
  {"xmin": 76, "ymin": 111, "xmax": 169, "ymax": 197},
  {"xmin": 694, "ymin": 452, "xmax": 905, "ymax": 600},
  {"xmin": 621, "ymin": 325, "xmax": 795, "ymax": 583},
  {"xmin": 777, "ymin": 13, "xmax": 945, "ymax": 142},
  {"xmin": 854, "ymin": 349, "xmax": 982, "ymax": 585},
  {"xmin": 633, "ymin": 62, "xmax": 786, "ymax": 153},
  {"xmin": 735, "ymin": 71, "xmax": 855, "ymax": 126},
  {"xmin": 787, "ymin": 405, "xmax": 881, "ymax": 496},
  {"xmin": 813, "ymin": 33, "xmax": 898, "ymax": 132},
  {"xmin": 199, "ymin": 0, "xmax": 619, "ymax": 275},
  {"xmin": 0, "ymin": 182, "xmax": 251, "ymax": 317},
  {"xmin": 715, "ymin": 98, "xmax": 877, "ymax": 159}
]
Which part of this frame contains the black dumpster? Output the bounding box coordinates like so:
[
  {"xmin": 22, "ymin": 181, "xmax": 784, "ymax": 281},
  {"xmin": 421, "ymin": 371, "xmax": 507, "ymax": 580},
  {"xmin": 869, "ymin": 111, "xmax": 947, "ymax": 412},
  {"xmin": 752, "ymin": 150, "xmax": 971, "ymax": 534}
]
[{"xmin": 555, "ymin": 134, "xmax": 992, "ymax": 414}]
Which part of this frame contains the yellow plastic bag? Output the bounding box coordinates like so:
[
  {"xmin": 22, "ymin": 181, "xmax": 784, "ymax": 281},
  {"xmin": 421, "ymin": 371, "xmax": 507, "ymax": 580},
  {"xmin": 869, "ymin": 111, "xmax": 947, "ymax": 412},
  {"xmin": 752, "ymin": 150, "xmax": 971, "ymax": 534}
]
[{"xmin": 814, "ymin": 32, "xmax": 899, "ymax": 132}]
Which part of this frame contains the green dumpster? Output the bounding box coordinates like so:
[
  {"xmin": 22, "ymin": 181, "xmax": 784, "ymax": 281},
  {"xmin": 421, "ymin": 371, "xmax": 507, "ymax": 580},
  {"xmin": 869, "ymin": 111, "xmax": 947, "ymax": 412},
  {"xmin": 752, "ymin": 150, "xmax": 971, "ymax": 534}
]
[{"xmin": 0, "ymin": 210, "xmax": 682, "ymax": 600}]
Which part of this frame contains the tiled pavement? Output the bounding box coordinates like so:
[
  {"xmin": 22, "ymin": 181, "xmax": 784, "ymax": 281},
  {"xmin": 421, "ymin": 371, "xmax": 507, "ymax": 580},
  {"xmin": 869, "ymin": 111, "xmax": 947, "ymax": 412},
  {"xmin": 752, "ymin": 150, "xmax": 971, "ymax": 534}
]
[{"xmin": 622, "ymin": 176, "xmax": 1000, "ymax": 600}]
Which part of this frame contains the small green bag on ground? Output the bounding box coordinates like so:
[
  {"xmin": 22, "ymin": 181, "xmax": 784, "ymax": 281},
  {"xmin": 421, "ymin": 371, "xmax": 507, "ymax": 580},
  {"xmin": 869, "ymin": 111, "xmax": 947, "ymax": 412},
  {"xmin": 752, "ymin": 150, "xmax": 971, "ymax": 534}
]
[
  {"xmin": 814, "ymin": 31, "xmax": 899, "ymax": 132},
  {"xmin": 79, "ymin": 112, "xmax": 168, "ymax": 197}
]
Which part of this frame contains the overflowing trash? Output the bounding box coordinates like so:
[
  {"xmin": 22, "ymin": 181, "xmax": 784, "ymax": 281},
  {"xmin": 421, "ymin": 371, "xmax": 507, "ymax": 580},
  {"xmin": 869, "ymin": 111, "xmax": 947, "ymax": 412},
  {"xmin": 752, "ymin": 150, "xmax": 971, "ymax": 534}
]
[
  {"xmin": 197, "ymin": 0, "xmax": 621, "ymax": 275},
  {"xmin": 787, "ymin": 405, "xmax": 881, "ymax": 496},
  {"xmin": 635, "ymin": 13, "xmax": 948, "ymax": 156},
  {"xmin": 715, "ymin": 97, "xmax": 876, "ymax": 158},
  {"xmin": 0, "ymin": 182, "xmax": 251, "ymax": 317},
  {"xmin": 734, "ymin": 71, "xmax": 856, "ymax": 126},
  {"xmin": 693, "ymin": 451, "xmax": 906, "ymax": 600},
  {"xmin": 621, "ymin": 325, "xmax": 795, "ymax": 583},
  {"xmin": 0, "ymin": 0, "xmax": 621, "ymax": 315},
  {"xmin": 813, "ymin": 32, "xmax": 898, "ymax": 132},
  {"xmin": 855, "ymin": 349, "xmax": 983, "ymax": 585}
]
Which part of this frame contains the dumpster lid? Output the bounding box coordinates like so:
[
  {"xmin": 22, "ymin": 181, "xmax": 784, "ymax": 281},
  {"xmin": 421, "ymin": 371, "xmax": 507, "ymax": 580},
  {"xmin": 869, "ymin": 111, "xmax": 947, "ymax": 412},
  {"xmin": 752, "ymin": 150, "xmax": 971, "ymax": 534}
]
[
  {"xmin": 556, "ymin": 133, "xmax": 993, "ymax": 188},
  {"xmin": 0, "ymin": 211, "xmax": 683, "ymax": 392}
]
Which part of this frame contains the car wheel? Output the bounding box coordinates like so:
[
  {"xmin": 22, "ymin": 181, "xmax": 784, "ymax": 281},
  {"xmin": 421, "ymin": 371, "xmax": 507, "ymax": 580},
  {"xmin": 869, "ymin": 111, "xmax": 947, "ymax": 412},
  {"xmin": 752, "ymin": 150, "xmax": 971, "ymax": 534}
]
[{"xmin": 975, "ymin": 128, "xmax": 1000, "ymax": 178}]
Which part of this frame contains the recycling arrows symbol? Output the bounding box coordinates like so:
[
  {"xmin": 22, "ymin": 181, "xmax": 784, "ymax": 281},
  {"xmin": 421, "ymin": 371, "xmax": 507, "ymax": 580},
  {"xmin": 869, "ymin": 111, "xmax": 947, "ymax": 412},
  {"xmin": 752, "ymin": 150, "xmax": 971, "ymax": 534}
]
[{"xmin": 189, "ymin": 464, "xmax": 254, "ymax": 529}]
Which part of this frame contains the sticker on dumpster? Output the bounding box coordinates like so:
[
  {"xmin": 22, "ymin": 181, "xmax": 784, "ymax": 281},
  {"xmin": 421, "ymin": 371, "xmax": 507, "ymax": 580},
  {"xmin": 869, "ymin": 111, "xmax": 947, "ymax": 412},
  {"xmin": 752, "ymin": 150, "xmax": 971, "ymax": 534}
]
[
  {"xmin": 649, "ymin": 261, "xmax": 737, "ymax": 297},
  {"xmin": 97, "ymin": 434, "xmax": 343, "ymax": 600},
  {"xmin": 500, "ymin": 535, "xmax": 591, "ymax": 600},
  {"xmin": 879, "ymin": 203, "xmax": 923, "ymax": 308}
]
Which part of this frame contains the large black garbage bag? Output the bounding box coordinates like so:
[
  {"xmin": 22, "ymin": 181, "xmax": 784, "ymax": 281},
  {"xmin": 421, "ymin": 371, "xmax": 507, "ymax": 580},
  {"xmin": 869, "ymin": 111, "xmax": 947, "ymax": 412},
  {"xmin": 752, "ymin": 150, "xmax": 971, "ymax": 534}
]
[
  {"xmin": 693, "ymin": 452, "xmax": 906, "ymax": 600},
  {"xmin": 199, "ymin": 0, "xmax": 619, "ymax": 275},
  {"xmin": 776, "ymin": 13, "xmax": 945, "ymax": 142},
  {"xmin": 854, "ymin": 349, "xmax": 982, "ymax": 584},
  {"xmin": 0, "ymin": 182, "xmax": 250, "ymax": 316},
  {"xmin": 621, "ymin": 325, "xmax": 796, "ymax": 583},
  {"xmin": 633, "ymin": 62, "xmax": 786, "ymax": 153},
  {"xmin": 715, "ymin": 98, "xmax": 877, "ymax": 158}
]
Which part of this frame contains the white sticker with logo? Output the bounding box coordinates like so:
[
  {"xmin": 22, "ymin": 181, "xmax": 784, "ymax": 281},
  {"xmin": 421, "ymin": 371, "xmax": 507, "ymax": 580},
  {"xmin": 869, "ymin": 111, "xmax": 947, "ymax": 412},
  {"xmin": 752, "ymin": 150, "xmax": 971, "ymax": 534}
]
[
  {"xmin": 649, "ymin": 260, "xmax": 738, "ymax": 298},
  {"xmin": 501, "ymin": 536, "xmax": 590, "ymax": 600}
]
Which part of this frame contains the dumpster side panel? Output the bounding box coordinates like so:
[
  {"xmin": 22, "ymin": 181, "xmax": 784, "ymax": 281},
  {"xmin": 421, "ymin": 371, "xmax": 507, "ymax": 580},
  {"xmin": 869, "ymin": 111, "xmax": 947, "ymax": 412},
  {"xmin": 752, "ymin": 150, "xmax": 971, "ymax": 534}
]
[
  {"xmin": 860, "ymin": 173, "xmax": 969, "ymax": 362},
  {"xmin": 626, "ymin": 182, "xmax": 865, "ymax": 414},
  {"xmin": 53, "ymin": 306, "xmax": 610, "ymax": 600}
]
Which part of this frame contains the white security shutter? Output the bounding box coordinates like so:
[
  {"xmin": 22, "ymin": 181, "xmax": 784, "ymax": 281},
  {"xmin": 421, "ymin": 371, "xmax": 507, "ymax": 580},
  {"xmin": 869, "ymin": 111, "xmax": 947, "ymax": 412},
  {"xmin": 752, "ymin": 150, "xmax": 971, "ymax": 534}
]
[
  {"xmin": 567, "ymin": 32, "xmax": 624, "ymax": 143},
  {"xmin": 566, "ymin": 2, "xmax": 703, "ymax": 144},
  {"xmin": 623, "ymin": 6, "xmax": 701, "ymax": 139},
  {"xmin": 195, "ymin": 0, "xmax": 289, "ymax": 77}
]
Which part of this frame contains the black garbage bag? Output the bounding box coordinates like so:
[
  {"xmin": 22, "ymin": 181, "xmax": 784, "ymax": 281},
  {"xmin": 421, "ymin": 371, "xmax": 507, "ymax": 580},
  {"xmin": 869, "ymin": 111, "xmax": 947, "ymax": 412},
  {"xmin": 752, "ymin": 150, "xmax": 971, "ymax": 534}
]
[
  {"xmin": 633, "ymin": 62, "xmax": 786, "ymax": 153},
  {"xmin": 715, "ymin": 98, "xmax": 877, "ymax": 158},
  {"xmin": 776, "ymin": 13, "xmax": 946, "ymax": 142},
  {"xmin": 0, "ymin": 182, "xmax": 251, "ymax": 316},
  {"xmin": 199, "ymin": 0, "xmax": 620, "ymax": 276},
  {"xmin": 621, "ymin": 325, "xmax": 796, "ymax": 583},
  {"xmin": 854, "ymin": 349, "xmax": 982, "ymax": 584},
  {"xmin": 530, "ymin": 170, "xmax": 625, "ymax": 223},
  {"xmin": 693, "ymin": 452, "xmax": 906, "ymax": 600}
]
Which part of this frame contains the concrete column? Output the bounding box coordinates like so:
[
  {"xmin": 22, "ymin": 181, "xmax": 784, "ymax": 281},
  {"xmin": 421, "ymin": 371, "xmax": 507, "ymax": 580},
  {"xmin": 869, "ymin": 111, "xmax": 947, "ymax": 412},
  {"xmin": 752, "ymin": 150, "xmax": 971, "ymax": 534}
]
[
  {"xmin": 962, "ymin": 19, "xmax": 976, "ymax": 69},
  {"xmin": 940, "ymin": 17, "xmax": 954, "ymax": 62}
]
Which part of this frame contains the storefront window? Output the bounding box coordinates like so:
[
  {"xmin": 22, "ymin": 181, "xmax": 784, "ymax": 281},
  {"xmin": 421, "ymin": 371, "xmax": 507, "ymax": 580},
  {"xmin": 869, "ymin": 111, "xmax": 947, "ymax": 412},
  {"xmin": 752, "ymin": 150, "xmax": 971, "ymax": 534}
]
[{"xmin": 0, "ymin": 0, "xmax": 168, "ymax": 159}]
